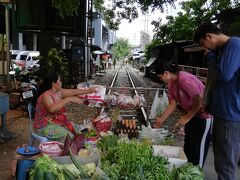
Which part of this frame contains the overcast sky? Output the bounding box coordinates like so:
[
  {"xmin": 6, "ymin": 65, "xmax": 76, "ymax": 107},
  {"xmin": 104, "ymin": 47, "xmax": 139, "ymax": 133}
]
[{"xmin": 116, "ymin": 1, "xmax": 183, "ymax": 46}]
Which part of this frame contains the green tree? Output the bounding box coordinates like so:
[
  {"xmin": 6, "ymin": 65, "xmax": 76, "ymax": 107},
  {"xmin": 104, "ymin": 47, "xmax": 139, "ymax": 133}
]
[
  {"xmin": 145, "ymin": 0, "xmax": 240, "ymax": 60},
  {"xmin": 53, "ymin": 0, "xmax": 240, "ymax": 30},
  {"xmin": 152, "ymin": 0, "xmax": 239, "ymax": 43},
  {"xmin": 111, "ymin": 38, "xmax": 131, "ymax": 60},
  {"xmin": 144, "ymin": 38, "xmax": 161, "ymax": 61},
  {"xmin": 94, "ymin": 0, "xmax": 138, "ymax": 30},
  {"xmin": 94, "ymin": 0, "xmax": 178, "ymax": 30},
  {"xmin": 51, "ymin": 0, "xmax": 80, "ymax": 18},
  {"xmin": 39, "ymin": 48, "xmax": 69, "ymax": 87}
]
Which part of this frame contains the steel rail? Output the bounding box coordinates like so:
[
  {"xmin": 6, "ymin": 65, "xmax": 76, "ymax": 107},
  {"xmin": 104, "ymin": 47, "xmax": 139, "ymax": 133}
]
[
  {"xmin": 101, "ymin": 66, "xmax": 121, "ymax": 113},
  {"xmin": 107, "ymin": 67, "xmax": 120, "ymax": 95},
  {"xmin": 107, "ymin": 87, "xmax": 165, "ymax": 91},
  {"xmin": 125, "ymin": 66, "xmax": 148, "ymax": 122}
]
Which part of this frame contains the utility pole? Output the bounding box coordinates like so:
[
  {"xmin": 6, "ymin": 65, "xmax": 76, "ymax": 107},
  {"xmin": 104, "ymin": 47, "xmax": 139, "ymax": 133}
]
[{"xmin": 86, "ymin": 0, "xmax": 93, "ymax": 79}]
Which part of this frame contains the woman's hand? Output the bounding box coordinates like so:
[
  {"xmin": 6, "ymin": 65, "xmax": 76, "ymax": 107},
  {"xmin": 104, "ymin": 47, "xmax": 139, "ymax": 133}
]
[
  {"xmin": 171, "ymin": 121, "xmax": 185, "ymax": 136},
  {"xmin": 153, "ymin": 118, "xmax": 164, "ymax": 128},
  {"xmin": 88, "ymin": 86, "xmax": 97, "ymax": 94},
  {"xmin": 67, "ymin": 96, "xmax": 83, "ymax": 104}
]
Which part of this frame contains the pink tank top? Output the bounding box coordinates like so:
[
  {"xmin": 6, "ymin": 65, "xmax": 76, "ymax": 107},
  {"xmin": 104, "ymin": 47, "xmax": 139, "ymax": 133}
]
[{"xmin": 33, "ymin": 90, "xmax": 68, "ymax": 128}]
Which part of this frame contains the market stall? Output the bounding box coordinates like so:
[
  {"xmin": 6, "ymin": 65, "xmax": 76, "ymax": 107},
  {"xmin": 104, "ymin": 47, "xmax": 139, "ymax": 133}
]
[{"xmin": 13, "ymin": 85, "xmax": 204, "ymax": 180}]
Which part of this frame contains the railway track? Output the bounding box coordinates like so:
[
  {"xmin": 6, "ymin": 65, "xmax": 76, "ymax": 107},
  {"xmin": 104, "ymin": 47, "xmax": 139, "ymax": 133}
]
[{"xmin": 105, "ymin": 64, "xmax": 165, "ymax": 126}]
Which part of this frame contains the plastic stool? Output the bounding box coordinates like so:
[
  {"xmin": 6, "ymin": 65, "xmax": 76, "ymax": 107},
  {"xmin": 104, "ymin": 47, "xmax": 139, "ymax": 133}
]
[{"xmin": 16, "ymin": 160, "xmax": 35, "ymax": 180}]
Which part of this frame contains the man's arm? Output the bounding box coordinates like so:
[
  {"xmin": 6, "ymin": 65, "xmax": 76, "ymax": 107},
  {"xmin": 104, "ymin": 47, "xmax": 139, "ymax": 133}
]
[{"xmin": 218, "ymin": 46, "xmax": 240, "ymax": 81}]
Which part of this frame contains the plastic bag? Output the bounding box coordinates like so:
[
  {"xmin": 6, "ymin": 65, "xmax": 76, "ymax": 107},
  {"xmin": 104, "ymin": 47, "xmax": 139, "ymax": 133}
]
[
  {"xmin": 139, "ymin": 125, "xmax": 164, "ymax": 141},
  {"xmin": 91, "ymin": 167, "xmax": 110, "ymax": 180},
  {"xmin": 159, "ymin": 90, "xmax": 169, "ymax": 114},
  {"xmin": 149, "ymin": 90, "xmax": 161, "ymax": 119},
  {"xmin": 77, "ymin": 83, "xmax": 106, "ymax": 107},
  {"xmin": 117, "ymin": 95, "xmax": 135, "ymax": 109},
  {"xmin": 86, "ymin": 85, "xmax": 106, "ymax": 103},
  {"xmin": 77, "ymin": 82, "xmax": 91, "ymax": 99},
  {"xmin": 140, "ymin": 94, "xmax": 147, "ymax": 107},
  {"xmin": 83, "ymin": 118, "xmax": 94, "ymax": 130},
  {"xmin": 133, "ymin": 94, "xmax": 146, "ymax": 108},
  {"xmin": 104, "ymin": 94, "xmax": 117, "ymax": 107}
]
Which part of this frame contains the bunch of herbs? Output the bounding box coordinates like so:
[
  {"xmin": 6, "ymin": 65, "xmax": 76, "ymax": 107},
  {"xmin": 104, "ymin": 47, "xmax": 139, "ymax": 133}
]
[{"xmin": 97, "ymin": 135, "xmax": 172, "ymax": 179}]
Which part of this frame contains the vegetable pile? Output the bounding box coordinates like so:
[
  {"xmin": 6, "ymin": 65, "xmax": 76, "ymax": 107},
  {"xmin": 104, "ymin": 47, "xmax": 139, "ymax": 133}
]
[
  {"xmin": 97, "ymin": 135, "xmax": 204, "ymax": 180},
  {"xmin": 29, "ymin": 135, "xmax": 204, "ymax": 180},
  {"xmin": 97, "ymin": 135, "xmax": 172, "ymax": 179},
  {"xmin": 29, "ymin": 155, "xmax": 64, "ymax": 180},
  {"xmin": 84, "ymin": 129, "xmax": 98, "ymax": 138},
  {"xmin": 29, "ymin": 152, "xmax": 104, "ymax": 180}
]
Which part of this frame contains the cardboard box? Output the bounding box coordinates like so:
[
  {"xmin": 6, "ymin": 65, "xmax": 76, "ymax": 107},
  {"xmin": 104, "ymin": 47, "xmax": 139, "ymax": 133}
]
[{"xmin": 152, "ymin": 145, "xmax": 187, "ymax": 170}]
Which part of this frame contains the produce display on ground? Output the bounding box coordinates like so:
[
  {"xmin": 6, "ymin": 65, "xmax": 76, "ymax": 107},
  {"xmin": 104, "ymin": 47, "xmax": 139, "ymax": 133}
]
[
  {"xmin": 97, "ymin": 135, "xmax": 172, "ymax": 179},
  {"xmin": 26, "ymin": 132, "xmax": 204, "ymax": 180},
  {"xmin": 96, "ymin": 135, "xmax": 203, "ymax": 180}
]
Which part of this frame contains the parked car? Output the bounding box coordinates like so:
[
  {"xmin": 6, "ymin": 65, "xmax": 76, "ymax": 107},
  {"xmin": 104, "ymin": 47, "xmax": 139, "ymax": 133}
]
[{"xmin": 11, "ymin": 50, "xmax": 40, "ymax": 70}]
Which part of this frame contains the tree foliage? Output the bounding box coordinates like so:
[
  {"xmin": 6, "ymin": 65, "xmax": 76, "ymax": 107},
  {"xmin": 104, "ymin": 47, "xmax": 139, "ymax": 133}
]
[
  {"xmin": 144, "ymin": 38, "xmax": 161, "ymax": 61},
  {"xmin": 94, "ymin": 0, "xmax": 178, "ymax": 30},
  {"xmin": 51, "ymin": 0, "xmax": 80, "ymax": 18},
  {"xmin": 136, "ymin": 0, "xmax": 176, "ymax": 12},
  {"xmin": 94, "ymin": 0, "xmax": 138, "ymax": 30},
  {"xmin": 152, "ymin": 0, "xmax": 240, "ymax": 43},
  {"xmin": 111, "ymin": 38, "xmax": 131, "ymax": 59},
  {"xmin": 145, "ymin": 0, "xmax": 240, "ymax": 60},
  {"xmin": 52, "ymin": 0, "xmax": 240, "ymax": 31},
  {"xmin": 39, "ymin": 48, "xmax": 69, "ymax": 87}
]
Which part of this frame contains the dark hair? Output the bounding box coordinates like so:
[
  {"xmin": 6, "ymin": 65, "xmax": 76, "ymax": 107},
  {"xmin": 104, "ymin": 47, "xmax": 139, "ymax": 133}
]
[
  {"xmin": 154, "ymin": 61, "xmax": 179, "ymax": 75},
  {"xmin": 193, "ymin": 22, "xmax": 221, "ymax": 43},
  {"xmin": 32, "ymin": 72, "xmax": 59, "ymax": 107}
]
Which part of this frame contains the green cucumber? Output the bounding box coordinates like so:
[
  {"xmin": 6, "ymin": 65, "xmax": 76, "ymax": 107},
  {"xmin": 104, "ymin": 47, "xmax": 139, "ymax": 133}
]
[
  {"xmin": 34, "ymin": 166, "xmax": 45, "ymax": 180},
  {"xmin": 44, "ymin": 171, "xmax": 57, "ymax": 180},
  {"xmin": 69, "ymin": 149, "xmax": 89, "ymax": 178},
  {"xmin": 63, "ymin": 167, "xmax": 76, "ymax": 180}
]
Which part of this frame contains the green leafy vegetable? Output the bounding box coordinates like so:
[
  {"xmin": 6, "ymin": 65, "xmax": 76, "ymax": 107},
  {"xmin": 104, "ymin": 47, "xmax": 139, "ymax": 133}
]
[
  {"xmin": 172, "ymin": 163, "xmax": 204, "ymax": 180},
  {"xmin": 98, "ymin": 135, "xmax": 172, "ymax": 179},
  {"xmin": 85, "ymin": 129, "xmax": 98, "ymax": 138},
  {"xmin": 29, "ymin": 154, "xmax": 63, "ymax": 180}
]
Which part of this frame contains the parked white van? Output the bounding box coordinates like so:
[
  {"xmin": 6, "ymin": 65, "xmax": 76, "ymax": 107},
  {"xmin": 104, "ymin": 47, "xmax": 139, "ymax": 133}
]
[{"xmin": 11, "ymin": 50, "xmax": 40, "ymax": 69}]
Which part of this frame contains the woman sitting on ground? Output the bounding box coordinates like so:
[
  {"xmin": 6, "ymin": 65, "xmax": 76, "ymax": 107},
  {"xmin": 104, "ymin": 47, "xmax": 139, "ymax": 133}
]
[{"xmin": 33, "ymin": 72, "xmax": 96, "ymax": 142}]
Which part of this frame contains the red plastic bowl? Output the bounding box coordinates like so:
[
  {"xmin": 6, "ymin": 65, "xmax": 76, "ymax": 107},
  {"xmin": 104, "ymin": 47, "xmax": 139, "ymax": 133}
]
[
  {"xmin": 39, "ymin": 141, "xmax": 64, "ymax": 157},
  {"xmin": 94, "ymin": 121, "xmax": 112, "ymax": 132}
]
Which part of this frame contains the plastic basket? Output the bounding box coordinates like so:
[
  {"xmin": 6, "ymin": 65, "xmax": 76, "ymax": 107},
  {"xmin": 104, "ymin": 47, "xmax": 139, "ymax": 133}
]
[{"xmin": 39, "ymin": 141, "xmax": 64, "ymax": 157}]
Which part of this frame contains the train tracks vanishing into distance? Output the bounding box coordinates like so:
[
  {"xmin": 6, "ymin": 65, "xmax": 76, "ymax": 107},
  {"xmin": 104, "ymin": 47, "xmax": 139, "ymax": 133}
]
[{"xmin": 106, "ymin": 65, "xmax": 165, "ymax": 125}]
